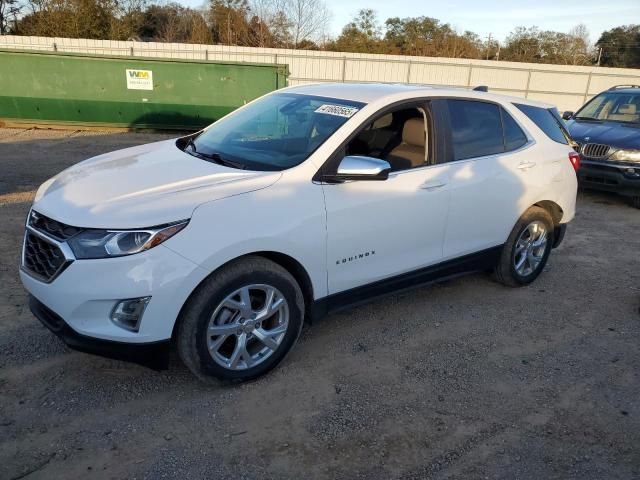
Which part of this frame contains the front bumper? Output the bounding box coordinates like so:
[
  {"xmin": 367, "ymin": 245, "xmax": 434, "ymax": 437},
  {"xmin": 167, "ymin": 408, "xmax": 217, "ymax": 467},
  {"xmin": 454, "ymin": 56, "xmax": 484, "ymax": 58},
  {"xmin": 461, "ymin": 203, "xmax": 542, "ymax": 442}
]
[
  {"xmin": 29, "ymin": 295, "xmax": 170, "ymax": 369},
  {"xmin": 20, "ymin": 240, "xmax": 210, "ymax": 344},
  {"xmin": 578, "ymin": 160, "xmax": 640, "ymax": 197}
]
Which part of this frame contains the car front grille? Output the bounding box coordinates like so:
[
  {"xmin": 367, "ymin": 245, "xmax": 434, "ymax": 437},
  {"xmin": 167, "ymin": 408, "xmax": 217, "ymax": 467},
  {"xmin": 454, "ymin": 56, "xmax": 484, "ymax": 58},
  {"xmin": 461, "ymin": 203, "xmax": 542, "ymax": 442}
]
[
  {"xmin": 581, "ymin": 143, "xmax": 611, "ymax": 159},
  {"xmin": 28, "ymin": 211, "xmax": 82, "ymax": 241},
  {"xmin": 23, "ymin": 231, "xmax": 71, "ymax": 282}
]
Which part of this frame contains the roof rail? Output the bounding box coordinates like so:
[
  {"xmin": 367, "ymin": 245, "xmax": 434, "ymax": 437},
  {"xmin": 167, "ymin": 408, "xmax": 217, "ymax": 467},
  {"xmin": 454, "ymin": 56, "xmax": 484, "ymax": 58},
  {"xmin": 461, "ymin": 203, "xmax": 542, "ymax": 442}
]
[
  {"xmin": 607, "ymin": 85, "xmax": 640, "ymax": 90},
  {"xmin": 473, "ymin": 85, "xmax": 489, "ymax": 92}
]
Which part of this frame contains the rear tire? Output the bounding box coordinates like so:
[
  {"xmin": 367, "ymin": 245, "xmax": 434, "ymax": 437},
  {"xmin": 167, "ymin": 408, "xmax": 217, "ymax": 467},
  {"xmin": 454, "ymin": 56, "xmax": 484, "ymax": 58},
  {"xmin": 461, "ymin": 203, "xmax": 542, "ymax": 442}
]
[
  {"xmin": 495, "ymin": 207, "xmax": 554, "ymax": 287},
  {"xmin": 176, "ymin": 256, "xmax": 305, "ymax": 382},
  {"xmin": 632, "ymin": 196, "xmax": 640, "ymax": 209}
]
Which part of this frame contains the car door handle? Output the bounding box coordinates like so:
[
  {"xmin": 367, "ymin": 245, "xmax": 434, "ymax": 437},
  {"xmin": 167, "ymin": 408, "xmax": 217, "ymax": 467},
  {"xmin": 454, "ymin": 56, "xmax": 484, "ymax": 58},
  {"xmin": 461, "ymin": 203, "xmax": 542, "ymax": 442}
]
[
  {"xmin": 420, "ymin": 180, "xmax": 447, "ymax": 190},
  {"xmin": 517, "ymin": 161, "xmax": 537, "ymax": 170}
]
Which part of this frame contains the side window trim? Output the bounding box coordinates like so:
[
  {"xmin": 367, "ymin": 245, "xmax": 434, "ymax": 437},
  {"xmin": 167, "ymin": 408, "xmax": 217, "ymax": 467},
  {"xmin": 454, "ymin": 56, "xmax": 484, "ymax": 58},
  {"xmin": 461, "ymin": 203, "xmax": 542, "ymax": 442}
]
[
  {"xmin": 431, "ymin": 99, "xmax": 454, "ymax": 164},
  {"xmin": 500, "ymin": 107, "xmax": 530, "ymax": 153},
  {"xmin": 434, "ymin": 98, "xmax": 533, "ymax": 165},
  {"xmin": 314, "ymin": 98, "xmax": 436, "ymax": 181},
  {"xmin": 514, "ymin": 103, "xmax": 570, "ymax": 145},
  {"xmin": 441, "ymin": 98, "xmax": 505, "ymax": 163}
]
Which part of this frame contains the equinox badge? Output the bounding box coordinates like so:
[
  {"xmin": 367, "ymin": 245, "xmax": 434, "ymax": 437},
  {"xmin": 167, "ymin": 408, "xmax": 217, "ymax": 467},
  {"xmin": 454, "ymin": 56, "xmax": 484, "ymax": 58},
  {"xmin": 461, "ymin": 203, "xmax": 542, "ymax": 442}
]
[{"xmin": 336, "ymin": 250, "xmax": 376, "ymax": 265}]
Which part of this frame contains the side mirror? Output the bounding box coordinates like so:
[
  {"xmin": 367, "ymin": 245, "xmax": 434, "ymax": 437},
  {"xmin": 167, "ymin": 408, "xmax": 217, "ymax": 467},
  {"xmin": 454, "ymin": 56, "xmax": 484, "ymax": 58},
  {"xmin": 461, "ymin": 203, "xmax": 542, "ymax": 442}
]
[
  {"xmin": 325, "ymin": 156, "xmax": 391, "ymax": 182},
  {"xmin": 562, "ymin": 111, "xmax": 574, "ymax": 120}
]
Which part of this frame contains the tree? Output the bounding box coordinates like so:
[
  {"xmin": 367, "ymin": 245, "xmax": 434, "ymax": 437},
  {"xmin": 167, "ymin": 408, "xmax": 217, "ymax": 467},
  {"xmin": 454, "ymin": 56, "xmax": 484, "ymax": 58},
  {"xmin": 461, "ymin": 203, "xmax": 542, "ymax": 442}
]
[
  {"xmin": 383, "ymin": 16, "xmax": 481, "ymax": 58},
  {"xmin": 501, "ymin": 26, "xmax": 543, "ymax": 63},
  {"xmin": 15, "ymin": 0, "xmax": 119, "ymax": 39},
  {"xmin": 287, "ymin": 0, "xmax": 329, "ymax": 47},
  {"xmin": 208, "ymin": 0, "xmax": 251, "ymax": 46},
  {"xmin": 248, "ymin": 0, "xmax": 329, "ymax": 48},
  {"xmin": 269, "ymin": 8, "xmax": 292, "ymax": 47},
  {"xmin": 331, "ymin": 9, "xmax": 383, "ymax": 53},
  {"xmin": 596, "ymin": 25, "xmax": 640, "ymax": 68},
  {"xmin": 112, "ymin": 0, "xmax": 148, "ymax": 40},
  {"xmin": 0, "ymin": 0, "xmax": 21, "ymax": 33},
  {"xmin": 501, "ymin": 25, "xmax": 594, "ymax": 65},
  {"xmin": 138, "ymin": 3, "xmax": 211, "ymax": 43}
]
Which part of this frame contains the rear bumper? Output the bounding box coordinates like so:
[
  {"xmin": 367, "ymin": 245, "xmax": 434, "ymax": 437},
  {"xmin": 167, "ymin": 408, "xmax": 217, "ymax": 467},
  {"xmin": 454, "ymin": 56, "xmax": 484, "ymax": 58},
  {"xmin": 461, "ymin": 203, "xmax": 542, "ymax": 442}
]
[
  {"xmin": 578, "ymin": 161, "xmax": 640, "ymax": 197},
  {"xmin": 29, "ymin": 295, "xmax": 170, "ymax": 370}
]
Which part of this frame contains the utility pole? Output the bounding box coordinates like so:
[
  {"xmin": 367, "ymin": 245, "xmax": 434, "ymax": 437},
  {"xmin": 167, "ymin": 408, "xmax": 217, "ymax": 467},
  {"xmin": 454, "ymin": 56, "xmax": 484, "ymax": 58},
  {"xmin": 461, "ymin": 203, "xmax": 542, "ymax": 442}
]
[
  {"xmin": 486, "ymin": 33, "xmax": 492, "ymax": 60},
  {"xmin": 596, "ymin": 47, "xmax": 602, "ymax": 66}
]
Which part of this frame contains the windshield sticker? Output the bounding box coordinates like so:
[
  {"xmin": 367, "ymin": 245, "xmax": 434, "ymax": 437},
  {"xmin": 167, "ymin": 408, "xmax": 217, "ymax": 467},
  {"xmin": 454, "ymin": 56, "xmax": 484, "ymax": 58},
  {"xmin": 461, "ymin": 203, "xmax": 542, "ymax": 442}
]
[{"xmin": 315, "ymin": 104, "xmax": 359, "ymax": 118}]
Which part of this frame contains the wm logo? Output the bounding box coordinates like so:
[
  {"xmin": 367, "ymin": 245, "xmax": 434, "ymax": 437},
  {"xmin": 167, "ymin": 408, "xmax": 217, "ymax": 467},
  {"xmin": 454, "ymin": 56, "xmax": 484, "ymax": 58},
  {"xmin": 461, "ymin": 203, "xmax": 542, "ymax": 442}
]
[{"xmin": 128, "ymin": 70, "xmax": 149, "ymax": 79}]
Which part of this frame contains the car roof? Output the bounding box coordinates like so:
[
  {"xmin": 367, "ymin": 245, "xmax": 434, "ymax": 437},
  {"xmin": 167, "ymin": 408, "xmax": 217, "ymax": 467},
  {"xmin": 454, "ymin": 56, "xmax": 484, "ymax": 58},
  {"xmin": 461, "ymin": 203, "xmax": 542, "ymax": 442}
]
[
  {"xmin": 280, "ymin": 82, "xmax": 554, "ymax": 109},
  {"xmin": 602, "ymin": 87, "xmax": 640, "ymax": 94}
]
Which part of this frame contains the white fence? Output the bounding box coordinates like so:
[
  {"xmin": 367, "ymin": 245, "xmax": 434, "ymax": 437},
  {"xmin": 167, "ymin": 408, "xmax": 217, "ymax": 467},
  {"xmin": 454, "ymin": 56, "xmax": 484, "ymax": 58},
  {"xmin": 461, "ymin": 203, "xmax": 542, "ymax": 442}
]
[{"xmin": 2, "ymin": 35, "xmax": 640, "ymax": 111}]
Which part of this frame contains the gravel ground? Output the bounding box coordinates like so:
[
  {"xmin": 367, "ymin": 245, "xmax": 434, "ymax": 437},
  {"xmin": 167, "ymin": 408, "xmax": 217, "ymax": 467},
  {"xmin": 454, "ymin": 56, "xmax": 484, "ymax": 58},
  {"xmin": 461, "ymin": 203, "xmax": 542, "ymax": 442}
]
[{"xmin": 1, "ymin": 128, "xmax": 639, "ymax": 480}]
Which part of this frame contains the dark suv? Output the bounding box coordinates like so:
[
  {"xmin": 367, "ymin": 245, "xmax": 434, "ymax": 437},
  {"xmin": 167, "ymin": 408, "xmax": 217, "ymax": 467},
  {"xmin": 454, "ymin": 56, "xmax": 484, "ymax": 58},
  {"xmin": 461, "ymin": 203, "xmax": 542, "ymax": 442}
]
[{"xmin": 563, "ymin": 85, "xmax": 640, "ymax": 208}]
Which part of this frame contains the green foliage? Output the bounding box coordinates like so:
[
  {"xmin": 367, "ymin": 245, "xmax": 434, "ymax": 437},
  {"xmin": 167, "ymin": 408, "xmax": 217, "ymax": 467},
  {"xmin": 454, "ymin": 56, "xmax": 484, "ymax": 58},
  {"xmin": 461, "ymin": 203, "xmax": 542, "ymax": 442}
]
[
  {"xmin": 500, "ymin": 26, "xmax": 592, "ymax": 65},
  {"xmin": 596, "ymin": 25, "xmax": 640, "ymax": 68},
  {"xmin": 138, "ymin": 3, "xmax": 211, "ymax": 43},
  {"xmin": 382, "ymin": 16, "xmax": 481, "ymax": 58},
  {"xmin": 331, "ymin": 9, "xmax": 384, "ymax": 53},
  {"xmin": 14, "ymin": 0, "xmax": 120, "ymax": 39}
]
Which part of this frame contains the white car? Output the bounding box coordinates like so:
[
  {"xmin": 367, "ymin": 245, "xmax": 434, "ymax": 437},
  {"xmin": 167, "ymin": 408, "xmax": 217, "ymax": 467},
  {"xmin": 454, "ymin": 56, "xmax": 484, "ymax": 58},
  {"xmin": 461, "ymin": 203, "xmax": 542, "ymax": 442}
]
[{"xmin": 21, "ymin": 83, "xmax": 578, "ymax": 381}]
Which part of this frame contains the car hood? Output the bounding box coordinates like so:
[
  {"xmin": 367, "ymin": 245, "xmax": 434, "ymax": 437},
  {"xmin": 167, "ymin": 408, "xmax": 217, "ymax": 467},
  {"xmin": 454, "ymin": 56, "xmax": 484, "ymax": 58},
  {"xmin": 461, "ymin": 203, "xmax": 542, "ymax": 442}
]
[
  {"xmin": 32, "ymin": 139, "xmax": 282, "ymax": 229},
  {"xmin": 566, "ymin": 120, "xmax": 640, "ymax": 150}
]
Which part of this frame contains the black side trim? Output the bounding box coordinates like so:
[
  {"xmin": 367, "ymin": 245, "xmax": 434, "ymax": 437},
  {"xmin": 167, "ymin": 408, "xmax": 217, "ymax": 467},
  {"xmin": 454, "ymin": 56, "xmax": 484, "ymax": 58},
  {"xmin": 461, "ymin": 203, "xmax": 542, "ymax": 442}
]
[
  {"xmin": 29, "ymin": 296, "xmax": 170, "ymax": 370},
  {"xmin": 310, "ymin": 245, "xmax": 503, "ymax": 320}
]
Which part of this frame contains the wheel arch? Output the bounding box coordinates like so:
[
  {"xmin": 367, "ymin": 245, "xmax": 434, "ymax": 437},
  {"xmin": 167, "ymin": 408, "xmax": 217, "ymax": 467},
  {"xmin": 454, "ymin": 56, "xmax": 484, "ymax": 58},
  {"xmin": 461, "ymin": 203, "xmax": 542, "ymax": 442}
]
[
  {"xmin": 171, "ymin": 251, "xmax": 316, "ymax": 339},
  {"xmin": 532, "ymin": 200, "xmax": 564, "ymax": 225}
]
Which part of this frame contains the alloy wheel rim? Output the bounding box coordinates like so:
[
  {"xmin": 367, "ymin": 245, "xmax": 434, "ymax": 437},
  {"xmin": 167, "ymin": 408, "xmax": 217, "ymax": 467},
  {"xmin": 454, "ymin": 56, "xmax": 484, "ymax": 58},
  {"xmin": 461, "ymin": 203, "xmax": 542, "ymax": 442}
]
[
  {"xmin": 206, "ymin": 284, "xmax": 289, "ymax": 371},
  {"xmin": 513, "ymin": 221, "xmax": 548, "ymax": 277}
]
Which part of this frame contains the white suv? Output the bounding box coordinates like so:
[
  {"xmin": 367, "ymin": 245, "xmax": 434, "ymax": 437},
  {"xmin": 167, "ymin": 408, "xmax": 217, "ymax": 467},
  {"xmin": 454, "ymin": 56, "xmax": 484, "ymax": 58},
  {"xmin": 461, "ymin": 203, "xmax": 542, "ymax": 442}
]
[{"xmin": 21, "ymin": 83, "xmax": 578, "ymax": 381}]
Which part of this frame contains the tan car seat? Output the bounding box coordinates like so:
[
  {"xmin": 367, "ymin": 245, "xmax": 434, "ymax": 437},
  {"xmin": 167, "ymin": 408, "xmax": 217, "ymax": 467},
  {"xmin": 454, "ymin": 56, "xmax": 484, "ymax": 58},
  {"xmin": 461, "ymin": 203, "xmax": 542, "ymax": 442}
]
[
  {"xmin": 386, "ymin": 118, "xmax": 426, "ymax": 170},
  {"xmin": 608, "ymin": 103, "xmax": 639, "ymax": 122}
]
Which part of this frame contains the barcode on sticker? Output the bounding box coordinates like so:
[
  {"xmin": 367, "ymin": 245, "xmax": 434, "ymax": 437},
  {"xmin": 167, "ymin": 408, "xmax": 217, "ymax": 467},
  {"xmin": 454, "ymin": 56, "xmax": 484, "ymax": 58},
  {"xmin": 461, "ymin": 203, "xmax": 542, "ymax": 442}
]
[{"xmin": 315, "ymin": 104, "xmax": 359, "ymax": 118}]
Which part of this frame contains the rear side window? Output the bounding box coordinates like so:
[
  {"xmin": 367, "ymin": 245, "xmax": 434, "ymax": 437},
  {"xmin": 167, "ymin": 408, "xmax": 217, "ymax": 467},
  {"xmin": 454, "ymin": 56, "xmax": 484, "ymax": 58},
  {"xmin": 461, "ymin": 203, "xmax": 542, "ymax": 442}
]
[
  {"xmin": 447, "ymin": 100, "xmax": 504, "ymax": 160},
  {"xmin": 515, "ymin": 104, "xmax": 569, "ymax": 145},
  {"xmin": 501, "ymin": 109, "xmax": 528, "ymax": 151}
]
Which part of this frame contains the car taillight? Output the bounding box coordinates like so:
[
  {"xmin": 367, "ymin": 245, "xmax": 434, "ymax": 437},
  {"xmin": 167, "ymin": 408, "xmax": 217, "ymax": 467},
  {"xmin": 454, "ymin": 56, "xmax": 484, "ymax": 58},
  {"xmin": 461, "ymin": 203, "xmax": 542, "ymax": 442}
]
[{"xmin": 568, "ymin": 152, "xmax": 580, "ymax": 171}]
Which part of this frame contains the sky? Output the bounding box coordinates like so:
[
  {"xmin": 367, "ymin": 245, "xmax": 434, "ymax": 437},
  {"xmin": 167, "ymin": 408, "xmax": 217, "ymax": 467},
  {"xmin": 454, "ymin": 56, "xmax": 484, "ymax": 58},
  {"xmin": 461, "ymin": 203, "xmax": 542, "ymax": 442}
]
[
  {"xmin": 174, "ymin": 0, "xmax": 640, "ymax": 43},
  {"xmin": 324, "ymin": 0, "xmax": 640, "ymax": 42}
]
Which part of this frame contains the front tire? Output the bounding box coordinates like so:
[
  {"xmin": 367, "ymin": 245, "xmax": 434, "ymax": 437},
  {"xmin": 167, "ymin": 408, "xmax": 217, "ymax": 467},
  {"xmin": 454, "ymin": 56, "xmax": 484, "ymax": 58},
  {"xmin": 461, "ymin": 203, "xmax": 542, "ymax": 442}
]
[
  {"xmin": 495, "ymin": 207, "xmax": 554, "ymax": 287},
  {"xmin": 176, "ymin": 256, "xmax": 305, "ymax": 382},
  {"xmin": 632, "ymin": 196, "xmax": 640, "ymax": 209}
]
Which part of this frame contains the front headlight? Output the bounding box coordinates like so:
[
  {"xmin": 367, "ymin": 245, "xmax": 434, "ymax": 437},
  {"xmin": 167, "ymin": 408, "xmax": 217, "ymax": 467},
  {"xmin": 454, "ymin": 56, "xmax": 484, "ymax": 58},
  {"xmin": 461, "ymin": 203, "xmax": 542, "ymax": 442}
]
[
  {"xmin": 610, "ymin": 149, "xmax": 640, "ymax": 162},
  {"xmin": 67, "ymin": 220, "xmax": 188, "ymax": 259}
]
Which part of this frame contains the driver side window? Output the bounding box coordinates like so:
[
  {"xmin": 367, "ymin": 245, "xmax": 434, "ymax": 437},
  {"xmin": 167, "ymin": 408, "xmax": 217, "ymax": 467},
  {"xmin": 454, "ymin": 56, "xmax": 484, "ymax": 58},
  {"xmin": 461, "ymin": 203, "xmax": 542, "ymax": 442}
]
[{"xmin": 346, "ymin": 105, "xmax": 432, "ymax": 172}]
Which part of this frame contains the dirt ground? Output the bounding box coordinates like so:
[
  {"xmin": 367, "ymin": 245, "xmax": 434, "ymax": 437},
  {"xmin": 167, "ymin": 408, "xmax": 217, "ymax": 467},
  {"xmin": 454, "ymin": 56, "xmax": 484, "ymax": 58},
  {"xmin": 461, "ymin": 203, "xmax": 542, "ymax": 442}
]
[{"xmin": 1, "ymin": 128, "xmax": 639, "ymax": 480}]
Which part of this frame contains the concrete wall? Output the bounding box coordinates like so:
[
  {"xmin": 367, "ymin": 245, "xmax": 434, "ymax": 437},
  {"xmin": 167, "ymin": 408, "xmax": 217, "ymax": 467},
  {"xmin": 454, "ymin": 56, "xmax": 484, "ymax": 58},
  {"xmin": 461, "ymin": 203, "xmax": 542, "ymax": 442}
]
[{"xmin": 3, "ymin": 35, "xmax": 640, "ymax": 112}]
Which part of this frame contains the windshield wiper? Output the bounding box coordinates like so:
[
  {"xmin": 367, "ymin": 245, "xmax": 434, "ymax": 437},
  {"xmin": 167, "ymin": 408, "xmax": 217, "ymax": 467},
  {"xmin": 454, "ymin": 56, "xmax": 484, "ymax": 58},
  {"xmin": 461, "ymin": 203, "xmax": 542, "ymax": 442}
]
[
  {"xmin": 198, "ymin": 152, "xmax": 246, "ymax": 169},
  {"xmin": 574, "ymin": 116, "xmax": 601, "ymax": 121},
  {"xmin": 186, "ymin": 136, "xmax": 198, "ymax": 152},
  {"xmin": 184, "ymin": 139, "xmax": 245, "ymax": 169}
]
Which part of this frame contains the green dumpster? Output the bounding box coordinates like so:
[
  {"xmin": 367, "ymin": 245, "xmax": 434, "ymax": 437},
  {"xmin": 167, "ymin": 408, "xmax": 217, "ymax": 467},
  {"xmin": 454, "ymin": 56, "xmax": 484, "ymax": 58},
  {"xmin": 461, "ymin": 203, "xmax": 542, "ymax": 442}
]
[{"xmin": 0, "ymin": 49, "xmax": 288, "ymax": 130}]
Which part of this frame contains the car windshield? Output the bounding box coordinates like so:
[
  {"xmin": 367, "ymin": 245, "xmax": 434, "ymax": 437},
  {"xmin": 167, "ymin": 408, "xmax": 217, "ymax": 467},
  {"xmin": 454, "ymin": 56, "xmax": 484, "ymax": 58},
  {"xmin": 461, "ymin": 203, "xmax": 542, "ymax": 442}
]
[
  {"xmin": 575, "ymin": 91, "xmax": 640, "ymax": 124},
  {"xmin": 187, "ymin": 93, "xmax": 365, "ymax": 171}
]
